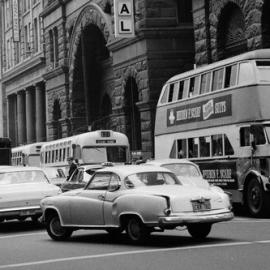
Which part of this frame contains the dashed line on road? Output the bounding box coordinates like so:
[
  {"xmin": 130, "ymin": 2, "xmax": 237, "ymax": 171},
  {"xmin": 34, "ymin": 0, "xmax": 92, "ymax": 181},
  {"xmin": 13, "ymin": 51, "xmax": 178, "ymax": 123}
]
[{"xmin": 0, "ymin": 240, "xmax": 269, "ymax": 269}]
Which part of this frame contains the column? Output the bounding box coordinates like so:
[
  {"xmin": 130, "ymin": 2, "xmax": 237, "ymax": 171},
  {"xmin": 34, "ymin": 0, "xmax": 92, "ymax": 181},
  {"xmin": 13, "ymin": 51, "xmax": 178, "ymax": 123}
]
[
  {"xmin": 35, "ymin": 82, "xmax": 46, "ymax": 141},
  {"xmin": 17, "ymin": 91, "xmax": 26, "ymax": 145},
  {"xmin": 7, "ymin": 95, "xmax": 17, "ymax": 145},
  {"xmin": 25, "ymin": 87, "xmax": 36, "ymax": 143}
]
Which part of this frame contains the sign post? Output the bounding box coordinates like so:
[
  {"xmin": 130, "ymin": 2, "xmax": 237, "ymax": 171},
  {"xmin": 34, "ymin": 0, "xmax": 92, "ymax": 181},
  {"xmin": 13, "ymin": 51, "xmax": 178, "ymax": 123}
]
[{"xmin": 114, "ymin": 0, "xmax": 135, "ymax": 38}]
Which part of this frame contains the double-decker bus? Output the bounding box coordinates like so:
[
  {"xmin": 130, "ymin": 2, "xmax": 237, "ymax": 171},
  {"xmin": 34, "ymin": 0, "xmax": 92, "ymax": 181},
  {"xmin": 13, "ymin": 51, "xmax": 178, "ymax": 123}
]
[
  {"xmin": 40, "ymin": 130, "xmax": 130, "ymax": 174},
  {"xmin": 0, "ymin": 137, "xmax": 12, "ymax": 165},
  {"xmin": 154, "ymin": 49, "xmax": 270, "ymax": 217},
  {"xmin": 11, "ymin": 142, "xmax": 44, "ymax": 167}
]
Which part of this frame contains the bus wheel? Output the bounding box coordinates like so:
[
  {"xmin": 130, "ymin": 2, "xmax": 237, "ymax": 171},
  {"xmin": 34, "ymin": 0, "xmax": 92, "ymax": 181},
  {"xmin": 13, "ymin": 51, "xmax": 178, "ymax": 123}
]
[
  {"xmin": 187, "ymin": 223, "xmax": 212, "ymax": 239},
  {"xmin": 246, "ymin": 178, "xmax": 267, "ymax": 217}
]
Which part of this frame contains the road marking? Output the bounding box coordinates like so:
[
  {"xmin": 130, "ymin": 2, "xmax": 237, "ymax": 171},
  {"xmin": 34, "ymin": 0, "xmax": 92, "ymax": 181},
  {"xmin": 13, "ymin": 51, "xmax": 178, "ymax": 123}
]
[
  {"xmin": 229, "ymin": 218, "xmax": 270, "ymax": 223},
  {"xmin": 0, "ymin": 240, "xmax": 269, "ymax": 269},
  {"xmin": 0, "ymin": 232, "xmax": 44, "ymax": 240}
]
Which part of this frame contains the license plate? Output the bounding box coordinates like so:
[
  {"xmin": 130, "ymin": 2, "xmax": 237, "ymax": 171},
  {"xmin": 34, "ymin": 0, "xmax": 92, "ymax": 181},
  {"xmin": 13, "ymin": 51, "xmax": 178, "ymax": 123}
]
[{"xmin": 192, "ymin": 201, "xmax": 211, "ymax": 212}]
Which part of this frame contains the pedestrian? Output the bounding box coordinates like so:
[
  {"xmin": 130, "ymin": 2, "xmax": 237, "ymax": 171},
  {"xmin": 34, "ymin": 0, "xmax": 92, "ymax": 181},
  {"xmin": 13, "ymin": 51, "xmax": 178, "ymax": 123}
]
[{"xmin": 67, "ymin": 157, "xmax": 77, "ymax": 180}]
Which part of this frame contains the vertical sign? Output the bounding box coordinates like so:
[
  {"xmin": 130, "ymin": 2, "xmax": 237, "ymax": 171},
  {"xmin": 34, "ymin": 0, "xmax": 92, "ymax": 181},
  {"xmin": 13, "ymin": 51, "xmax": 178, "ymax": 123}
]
[
  {"xmin": 114, "ymin": 0, "xmax": 135, "ymax": 38},
  {"xmin": 12, "ymin": 0, "xmax": 19, "ymax": 42}
]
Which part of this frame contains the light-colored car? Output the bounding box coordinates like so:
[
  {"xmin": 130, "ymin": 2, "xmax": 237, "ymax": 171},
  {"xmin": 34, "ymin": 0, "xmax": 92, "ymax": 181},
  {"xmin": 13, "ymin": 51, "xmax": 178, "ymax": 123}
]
[
  {"xmin": 42, "ymin": 167, "xmax": 66, "ymax": 187},
  {"xmin": 40, "ymin": 165, "xmax": 233, "ymax": 243},
  {"xmin": 60, "ymin": 164, "xmax": 103, "ymax": 192},
  {"xmin": 0, "ymin": 166, "xmax": 61, "ymax": 223},
  {"xmin": 144, "ymin": 158, "xmax": 210, "ymax": 189}
]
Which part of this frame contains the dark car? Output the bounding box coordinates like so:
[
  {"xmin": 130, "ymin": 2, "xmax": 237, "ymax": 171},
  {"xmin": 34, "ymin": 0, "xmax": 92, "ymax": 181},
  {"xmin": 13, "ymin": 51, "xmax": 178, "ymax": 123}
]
[{"xmin": 60, "ymin": 165, "xmax": 103, "ymax": 192}]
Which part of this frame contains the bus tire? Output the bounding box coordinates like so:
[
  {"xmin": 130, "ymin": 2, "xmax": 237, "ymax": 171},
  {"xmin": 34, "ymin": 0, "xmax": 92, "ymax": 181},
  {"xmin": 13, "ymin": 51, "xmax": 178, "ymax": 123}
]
[{"xmin": 246, "ymin": 178, "xmax": 268, "ymax": 217}]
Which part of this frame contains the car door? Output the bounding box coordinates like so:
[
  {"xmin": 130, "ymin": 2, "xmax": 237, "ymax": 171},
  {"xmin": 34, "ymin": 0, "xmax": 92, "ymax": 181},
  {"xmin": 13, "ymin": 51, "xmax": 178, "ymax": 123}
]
[{"xmin": 70, "ymin": 172, "xmax": 111, "ymax": 226}]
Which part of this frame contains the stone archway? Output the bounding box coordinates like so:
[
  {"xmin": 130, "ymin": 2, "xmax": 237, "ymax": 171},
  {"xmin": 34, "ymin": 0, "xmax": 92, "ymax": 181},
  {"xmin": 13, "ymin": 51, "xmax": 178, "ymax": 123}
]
[
  {"xmin": 68, "ymin": 3, "xmax": 113, "ymax": 134},
  {"xmin": 217, "ymin": 2, "xmax": 247, "ymax": 59},
  {"xmin": 262, "ymin": 0, "xmax": 270, "ymax": 48}
]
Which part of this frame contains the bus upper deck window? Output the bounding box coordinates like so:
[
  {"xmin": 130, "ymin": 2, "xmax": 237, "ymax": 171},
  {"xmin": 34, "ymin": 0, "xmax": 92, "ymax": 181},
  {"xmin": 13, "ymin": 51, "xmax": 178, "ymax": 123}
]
[
  {"xmin": 212, "ymin": 68, "xmax": 224, "ymax": 91},
  {"xmin": 238, "ymin": 62, "xmax": 254, "ymax": 85},
  {"xmin": 199, "ymin": 136, "xmax": 210, "ymax": 157},
  {"xmin": 189, "ymin": 77, "xmax": 195, "ymax": 97},
  {"xmin": 211, "ymin": 134, "xmax": 223, "ymax": 156},
  {"xmin": 256, "ymin": 61, "xmax": 270, "ymax": 82},
  {"xmin": 160, "ymin": 85, "xmax": 169, "ymax": 104},
  {"xmin": 200, "ymin": 72, "xmax": 211, "ymax": 94},
  {"xmin": 224, "ymin": 64, "xmax": 237, "ymax": 88},
  {"xmin": 168, "ymin": 84, "xmax": 174, "ymax": 102},
  {"xmin": 178, "ymin": 81, "xmax": 184, "ymax": 100}
]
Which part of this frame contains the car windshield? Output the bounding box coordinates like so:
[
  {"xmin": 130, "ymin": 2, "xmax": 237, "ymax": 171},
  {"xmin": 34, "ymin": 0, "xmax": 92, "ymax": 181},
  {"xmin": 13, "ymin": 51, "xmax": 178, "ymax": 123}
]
[
  {"xmin": 124, "ymin": 171, "xmax": 180, "ymax": 188},
  {"xmin": 0, "ymin": 170, "xmax": 49, "ymax": 185},
  {"xmin": 161, "ymin": 164, "xmax": 201, "ymax": 177}
]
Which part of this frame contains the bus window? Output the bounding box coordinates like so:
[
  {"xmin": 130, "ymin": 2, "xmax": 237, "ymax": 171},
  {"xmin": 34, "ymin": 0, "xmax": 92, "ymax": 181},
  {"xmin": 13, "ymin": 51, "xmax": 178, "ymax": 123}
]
[
  {"xmin": 169, "ymin": 140, "xmax": 177, "ymax": 158},
  {"xmin": 168, "ymin": 84, "xmax": 174, "ymax": 102},
  {"xmin": 188, "ymin": 138, "xmax": 198, "ymax": 158},
  {"xmin": 177, "ymin": 139, "xmax": 187, "ymax": 158},
  {"xmin": 238, "ymin": 62, "xmax": 254, "ymax": 85},
  {"xmin": 212, "ymin": 68, "xmax": 224, "ymax": 91},
  {"xmin": 189, "ymin": 77, "xmax": 195, "ymax": 97},
  {"xmin": 178, "ymin": 81, "xmax": 184, "ymax": 100},
  {"xmin": 250, "ymin": 125, "xmax": 266, "ymax": 145},
  {"xmin": 256, "ymin": 61, "xmax": 270, "ymax": 82},
  {"xmin": 160, "ymin": 85, "xmax": 169, "ymax": 104},
  {"xmin": 63, "ymin": 148, "xmax": 66, "ymax": 161},
  {"xmin": 200, "ymin": 72, "xmax": 211, "ymax": 94},
  {"xmin": 224, "ymin": 135, "xmax": 234, "ymax": 155},
  {"xmin": 199, "ymin": 136, "xmax": 210, "ymax": 157},
  {"xmin": 194, "ymin": 76, "xmax": 200, "ymax": 96},
  {"xmin": 212, "ymin": 134, "xmax": 223, "ymax": 156},
  {"xmin": 240, "ymin": 127, "xmax": 250, "ymax": 146},
  {"xmin": 224, "ymin": 64, "xmax": 237, "ymax": 88}
]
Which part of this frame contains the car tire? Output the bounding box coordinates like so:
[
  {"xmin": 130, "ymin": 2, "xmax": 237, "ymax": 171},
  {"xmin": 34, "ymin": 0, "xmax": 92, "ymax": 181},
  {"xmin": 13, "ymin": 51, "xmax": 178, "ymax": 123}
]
[
  {"xmin": 246, "ymin": 178, "xmax": 268, "ymax": 217},
  {"xmin": 126, "ymin": 217, "xmax": 149, "ymax": 243},
  {"xmin": 46, "ymin": 214, "xmax": 73, "ymax": 241},
  {"xmin": 187, "ymin": 223, "xmax": 212, "ymax": 239}
]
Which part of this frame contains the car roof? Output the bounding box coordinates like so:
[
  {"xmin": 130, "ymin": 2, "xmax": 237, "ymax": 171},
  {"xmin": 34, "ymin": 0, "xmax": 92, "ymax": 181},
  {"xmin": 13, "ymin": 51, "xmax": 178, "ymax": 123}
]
[
  {"xmin": 145, "ymin": 158, "xmax": 197, "ymax": 166},
  {"xmin": 0, "ymin": 166, "xmax": 44, "ymax": 173},
  {"xmin": 78, "ymin": 164, "xmax": 104, "ymax": 170},
  {"xmin": 95, "ymin": 165, "xmax": 172, "ymax": 178}
]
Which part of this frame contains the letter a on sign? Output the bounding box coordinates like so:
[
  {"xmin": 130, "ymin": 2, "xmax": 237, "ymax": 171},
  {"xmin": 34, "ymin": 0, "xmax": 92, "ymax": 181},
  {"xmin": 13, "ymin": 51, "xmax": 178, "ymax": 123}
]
[{"xmin": 114, "ymin": 0, "xmax": 135, "ymax": 38}]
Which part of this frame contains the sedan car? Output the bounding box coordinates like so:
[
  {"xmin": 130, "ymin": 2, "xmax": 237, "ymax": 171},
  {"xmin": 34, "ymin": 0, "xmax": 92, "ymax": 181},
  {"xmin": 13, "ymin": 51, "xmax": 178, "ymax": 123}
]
[
  {"xmin": 60, "ymin": 164, "xmax": 103, "ymax": 192},
  {"xmin": 144, "ymin": 158, "xmax": 210, "ymax": 189},
  {"xmin": 0, "ymin": 166, "xmax": 61, "ymax": 223},
  {"xmin": 40, "ymin": 165, "xmax": 233, "ymax": 243}
]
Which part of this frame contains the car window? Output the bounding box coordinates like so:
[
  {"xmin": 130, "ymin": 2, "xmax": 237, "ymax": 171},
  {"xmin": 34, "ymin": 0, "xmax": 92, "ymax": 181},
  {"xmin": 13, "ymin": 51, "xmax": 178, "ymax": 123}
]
[
  {"xmin": 86, "ymin": 173, "xmax": 111, "ymax": 190},
  {"xmin": 0, "ymin": 170, "xmax": 49, "ymax": 185},
  {"xmin": 162, "ymin": 164, "xmax": 201, "ymax": 177},
  {"xmin": 125, "ymin": 172, "xmax": 180, "ymax": 189},
  {"xmin": 108, "ymin": 173, "xmax": 121, "ymax": 191}
]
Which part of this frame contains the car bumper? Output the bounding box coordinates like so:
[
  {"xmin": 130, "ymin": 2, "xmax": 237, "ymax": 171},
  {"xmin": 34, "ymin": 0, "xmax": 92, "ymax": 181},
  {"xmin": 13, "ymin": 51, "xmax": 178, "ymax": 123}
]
[{"xmin": 158, "ymin": 209, "xmax": 234, "ymax": 226}]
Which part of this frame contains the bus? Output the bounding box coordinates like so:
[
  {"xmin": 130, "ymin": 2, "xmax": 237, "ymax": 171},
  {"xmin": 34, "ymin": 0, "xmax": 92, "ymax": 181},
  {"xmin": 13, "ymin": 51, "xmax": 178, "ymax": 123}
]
[
  {"xmin": 0, "ymin": 137, "xmax": 12, "ymax": 165},
  {"xmin": 11, "ymin": 142, "xmax": 45, "ymax": 167},
  {"xmin": 154, "ymin": 49, "xmax": 270, "ymax": 217},
  {"xmin": 40, "ymin": 130, "xmax": 131, "ymax": 174}
]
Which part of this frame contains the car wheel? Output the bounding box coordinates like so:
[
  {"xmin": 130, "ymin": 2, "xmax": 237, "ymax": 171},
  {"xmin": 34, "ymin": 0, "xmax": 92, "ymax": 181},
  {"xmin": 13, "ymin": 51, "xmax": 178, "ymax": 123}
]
[
  {"xmin": 46, "ymin": 214, "xmax": 73, "ymax": 241},
  {"xmin": 187, "ymin": 223, "xmax": 212, "ymax": 239},
  {"xmin": 246, "ymin": 178, "xmax": 268, "ymax": 217},
  {"xmin": 126, "ymin": 217, "xmax": 149, "ymax": 243}
]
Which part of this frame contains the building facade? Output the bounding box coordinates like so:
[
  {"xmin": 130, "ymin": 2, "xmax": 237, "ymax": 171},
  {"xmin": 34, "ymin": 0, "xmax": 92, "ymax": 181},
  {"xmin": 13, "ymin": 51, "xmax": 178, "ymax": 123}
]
[{"xmin": 0, "ymin": 0, "xmax": 269, "ymax": 158}]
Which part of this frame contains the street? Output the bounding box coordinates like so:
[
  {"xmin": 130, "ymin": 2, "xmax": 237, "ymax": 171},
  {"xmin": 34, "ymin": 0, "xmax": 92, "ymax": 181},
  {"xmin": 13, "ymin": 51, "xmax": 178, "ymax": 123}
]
[{"xmin": 0, "ymin": 212, "xmax": 269, "ymax": 270}]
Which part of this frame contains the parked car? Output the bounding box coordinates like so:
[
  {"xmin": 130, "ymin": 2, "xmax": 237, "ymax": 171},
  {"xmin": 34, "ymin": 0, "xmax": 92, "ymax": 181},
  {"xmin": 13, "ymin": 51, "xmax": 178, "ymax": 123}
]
[
  {"xmin": 0, "ymin": 166, "xmax": 61, "ymax": 223},
  {"xmin": 40, "ymin": 165, "xmax": 233, "ymax": 243},
  {"xmin": 42, "ymin": 167, "xmax": 66, "ymax": 187},
  {"xmin": 60, "ymin": 164, "xmax": 103, "ymax": 192},
  {"xmin": 144, "ymin": 158, "xmax": 210, "ymax": 189}
]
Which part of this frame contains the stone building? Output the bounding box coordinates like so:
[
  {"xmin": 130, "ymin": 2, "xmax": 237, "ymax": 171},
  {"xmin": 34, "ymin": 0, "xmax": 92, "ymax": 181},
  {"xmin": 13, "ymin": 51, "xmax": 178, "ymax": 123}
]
[{"xmin": 0, "ymin": 0, "xmax": 269, "ymax": 158}]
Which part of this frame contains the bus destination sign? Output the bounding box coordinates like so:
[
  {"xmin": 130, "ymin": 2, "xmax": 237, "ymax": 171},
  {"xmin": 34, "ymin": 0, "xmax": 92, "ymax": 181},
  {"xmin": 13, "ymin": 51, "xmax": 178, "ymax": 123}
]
[
  {"xmin": 167, "ymin": 95, "xmax": 232, "ymax": 126},
  {"xmin": 96, "ymin": 139, "xmax": 116, "ymax": 143}
]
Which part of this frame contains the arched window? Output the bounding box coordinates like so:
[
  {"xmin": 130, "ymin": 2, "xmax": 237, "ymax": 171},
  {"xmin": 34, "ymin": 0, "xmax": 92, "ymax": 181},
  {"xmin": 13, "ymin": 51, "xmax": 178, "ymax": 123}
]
[
  {"xmin": 124, "ymin": 77, "xmax": 142, "ymax": 151},
  {"xmin": 217, "ymin": 3, "xmax": 247, "ymax": 59}
]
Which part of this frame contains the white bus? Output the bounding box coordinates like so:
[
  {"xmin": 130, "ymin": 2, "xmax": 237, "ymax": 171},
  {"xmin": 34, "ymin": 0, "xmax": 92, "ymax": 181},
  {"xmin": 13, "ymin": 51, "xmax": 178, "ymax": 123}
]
[
  {"xmin": 40, "ymin": 130, "xmax": 131, "ymax": 174},
  {"xmin": 155, "ymin": 49, "xmax": 270, "ymax": 217},
  {"xmin": 12, "ymin": 142, "xmax": 45, "ymax": 167}
]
